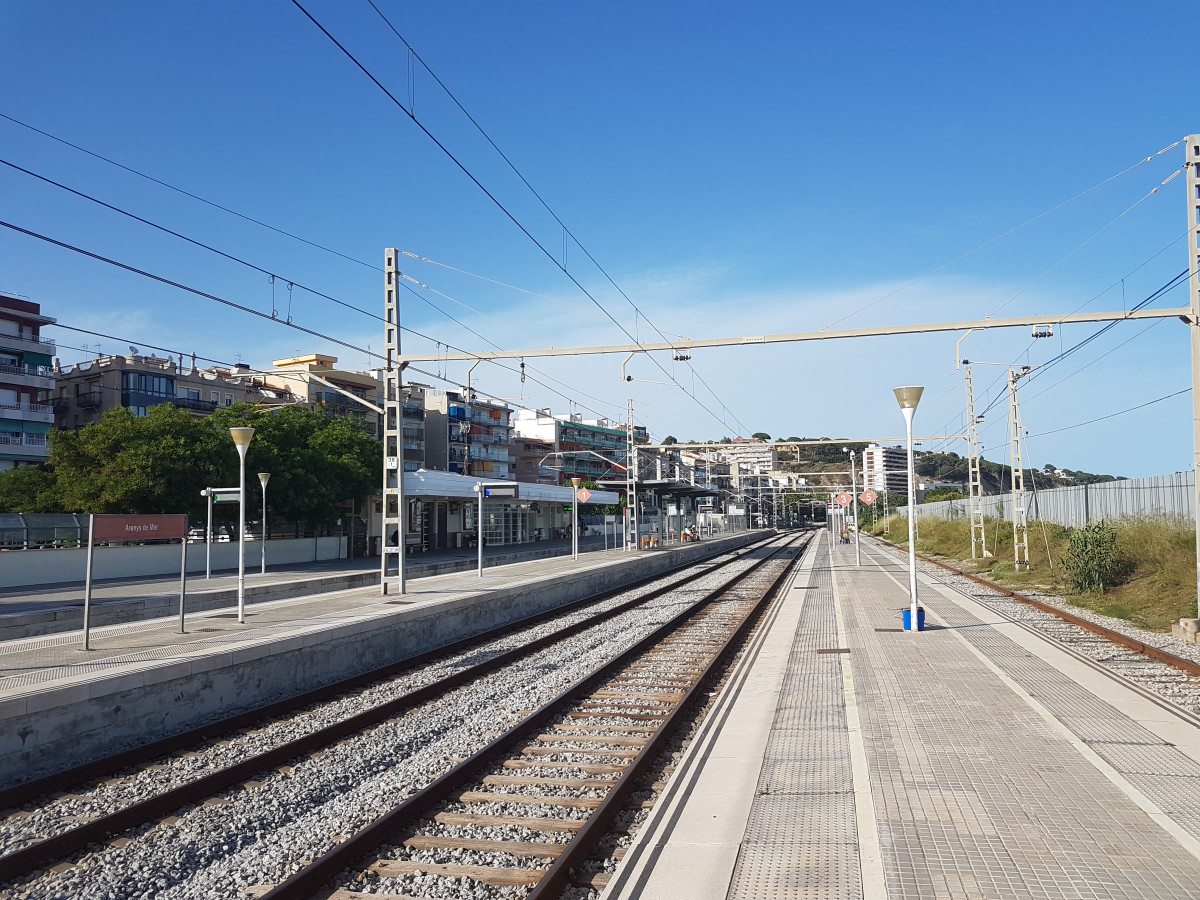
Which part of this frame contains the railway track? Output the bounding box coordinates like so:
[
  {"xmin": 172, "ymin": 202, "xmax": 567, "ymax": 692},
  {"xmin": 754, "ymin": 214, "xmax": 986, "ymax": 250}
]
[
  {"xmin": 258, "ymin": 531, "xmax": 808, "ymax": 900},
  {"xmin": 866, "ymin": 536, "xmax": 1200, "ymax": 716},
  {"xmin": 0, "ymin": 531, "xmax": 807, "ymax": 900}
]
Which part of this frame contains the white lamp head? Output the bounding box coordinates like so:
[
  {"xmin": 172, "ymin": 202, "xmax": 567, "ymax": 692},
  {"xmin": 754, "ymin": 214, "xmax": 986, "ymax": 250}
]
[
  {"xmin": 258, "ymin": 472, "xmax": 271, "ymax": 487},
  {"xmin": 892, "ymin": 386, "xmax": 924, "ymax": 410},
  {"xmin": 229, "ymin": 426, "xmax": 255, "ymax": 459}
]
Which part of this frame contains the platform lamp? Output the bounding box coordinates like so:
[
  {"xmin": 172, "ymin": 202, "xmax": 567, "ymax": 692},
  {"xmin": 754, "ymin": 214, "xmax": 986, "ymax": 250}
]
[
  {"xmin": 893, "ymin": 386, "xmax": 924, "ymax": 630},
  {"xmin": 229, "ymin": 426, "xmax": 255, "ymax": 624},
  {"xmin": 571, "ymin": 477, "xmax": 581, "ymax": 561},
  {"xmin": 258, "ymin": 472, "xmax": 271, "ymax": 575}
]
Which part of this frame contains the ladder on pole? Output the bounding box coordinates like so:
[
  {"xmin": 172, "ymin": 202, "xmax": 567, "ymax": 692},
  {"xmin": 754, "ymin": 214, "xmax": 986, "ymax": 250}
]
[
  {"xmin": 626, "ymin": 399, "xmax": 637, "ymax": 551},
  {"xmin": 1008, "ymin": 368, "xmax": 1029, "ymax": 571},
  {"xmin": 382, "ymin": 250, "xmax": 405, "ymax": 593},
  {"xmin": 965, "ymin": 366, "xmax": 988, "ymax": 558}
]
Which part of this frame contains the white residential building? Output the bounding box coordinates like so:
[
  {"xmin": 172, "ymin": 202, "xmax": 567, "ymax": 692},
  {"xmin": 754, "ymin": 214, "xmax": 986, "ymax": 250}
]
[{"xmin": 862, "ymin": 443, "xmax": 908, "ymax": 493}]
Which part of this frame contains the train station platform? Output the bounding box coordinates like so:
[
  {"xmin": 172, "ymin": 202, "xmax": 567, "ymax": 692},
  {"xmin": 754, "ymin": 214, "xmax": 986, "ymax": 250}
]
[
  {"xmin": 0, "ymin": 533, "xmax": 633, "ymax": 640},
  {"xmin": 0, "ymin": 530, "xmax": 764, "ymax": 790},
  {"xmin": 606, "ymin": 530, "xmax": 1200, "ymax": 900}
]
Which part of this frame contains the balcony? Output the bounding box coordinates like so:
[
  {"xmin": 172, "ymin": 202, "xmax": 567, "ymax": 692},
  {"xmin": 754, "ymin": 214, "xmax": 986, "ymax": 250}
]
[
  {"xmin": 0, "ymin": 362, "xmax": 55, "ymax": 391},
  {"xmin": 0, "ymin": 433, "xmax": 49, "ymax": 459},
  {"xmin": 171, "ymin": 396, "xmax": 219, "ymax": 414},
  {"xmin": 0, "ymin": 333, "xmax": 55, "ymax": 357},
  {"xmin": 0, "ymin": 400, "xmax": 54, "ymax": 424},
  {"xmin": 77, "ymin": 391, "xmax": 104, "ymax": 409}
]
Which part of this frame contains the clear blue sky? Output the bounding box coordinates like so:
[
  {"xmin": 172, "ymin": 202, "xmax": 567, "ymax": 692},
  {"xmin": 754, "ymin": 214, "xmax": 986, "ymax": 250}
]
[{"xmin": 2, "ymin": 0, "xmax": 1197, "ymax": 477}]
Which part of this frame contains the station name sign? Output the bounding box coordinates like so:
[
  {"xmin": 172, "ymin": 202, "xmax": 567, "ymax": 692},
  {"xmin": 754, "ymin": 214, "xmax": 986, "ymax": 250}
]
[
  {"xmin": 92, "ymin": 514, "xmax": 188, "ymax": 542},
  {"xmin": 484, "ymin": 485, "xmax": 519, "ymax": 499}
]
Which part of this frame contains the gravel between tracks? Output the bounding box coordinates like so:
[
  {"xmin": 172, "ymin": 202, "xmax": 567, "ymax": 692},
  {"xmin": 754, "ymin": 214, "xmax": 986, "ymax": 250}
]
[{"xmin": 3, "ymin": 540, "xmax": 789, "ymax": 900}]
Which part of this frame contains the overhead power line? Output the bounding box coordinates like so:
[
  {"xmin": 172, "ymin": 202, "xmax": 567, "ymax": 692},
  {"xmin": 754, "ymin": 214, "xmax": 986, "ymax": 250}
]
[
  {"xmin": 822, "ymin": 138, "xmax": 1185, "ymax": 330},
  {"xmin": 0, "ymin": 111, "xmax": 377, "ymax": 272},
  {"xmin": 1, "ymin": 156, "xmax": 622, "ymax": 418},
  {"xmin": 291, "ymin": 0, "xmax": 743, "ymax": 434},
  {"xmin": 1028, "ymin": 387, "xmax": 1190, "ymax": 438},
  {"xmin": 0, "ymin": 218, "xmax": 624, "ymax": 422},
  {"xmin": 48, "ymin": 324, "xmax": 234, "ymax": 367},
  {"xmin": 366, "ymin": 0, "xmax": 750, "ymax": 434}
]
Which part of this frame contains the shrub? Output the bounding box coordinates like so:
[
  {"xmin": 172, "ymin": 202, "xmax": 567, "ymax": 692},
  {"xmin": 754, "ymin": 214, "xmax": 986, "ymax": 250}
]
[{"xmin": 1064, "ymin": 521, "xmax": 1123, "ymax": 593}]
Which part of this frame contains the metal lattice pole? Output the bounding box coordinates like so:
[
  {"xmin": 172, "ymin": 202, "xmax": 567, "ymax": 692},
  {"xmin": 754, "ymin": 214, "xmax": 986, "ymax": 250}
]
[
  {"xmin": 1185, "ymin": 135, "xmax": 1200, "ymax": 617},
  {"xmin": 626, "ymin": 399, "xmax": 638, "ymax": 551},
  {"xmin": 965, "ymin": 366, "xmax": 987, "ymax": 558},
  {"xmin": 382, "ymin": 249, "xmax": 405, "ymax": 594},
  {"xmin": 1008, "ymin": 368, "xmax": 1029, "ymax": 571}
]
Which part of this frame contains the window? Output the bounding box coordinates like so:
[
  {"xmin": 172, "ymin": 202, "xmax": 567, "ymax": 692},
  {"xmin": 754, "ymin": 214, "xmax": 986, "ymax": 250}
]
[
  {"xmin": 186, "ymin": 389, "xmax": 200, "ymax": 401},
  {"xmin": 120, "ymin": 372, "xmax": 174, "ymax": 395},
  {"xmin": 224, "ymin": 393, "xmax": 234, "ymax": 407},
  {"xmin": 211, "ymin": 390, "xmax": 220, "ymax": 403}
]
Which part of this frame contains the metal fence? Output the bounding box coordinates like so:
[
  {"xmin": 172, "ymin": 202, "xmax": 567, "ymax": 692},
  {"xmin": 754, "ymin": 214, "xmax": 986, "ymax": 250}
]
[
  {"xmin": 0, "ymin": 513, "xmax": 347, "ymax": 550},
  {"xmin": 0, "ymin": 513, "xmax": 90, "ymax": 549},
  {"xmin": 899, "ymin": 471, "xmax": 1195, "ymax": 527}
]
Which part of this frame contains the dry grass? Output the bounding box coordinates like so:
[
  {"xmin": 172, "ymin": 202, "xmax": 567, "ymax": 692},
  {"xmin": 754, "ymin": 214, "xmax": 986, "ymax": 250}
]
[{"xmin": 869, "ymin": 514, "xmax": 1196, "ymax": 632}]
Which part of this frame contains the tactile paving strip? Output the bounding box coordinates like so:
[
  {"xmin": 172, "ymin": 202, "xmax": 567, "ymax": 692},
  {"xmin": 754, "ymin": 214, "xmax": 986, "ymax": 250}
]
[
  {"xmin": 729, "ymin": 841, "xmax": 861, "ymax": 900},
  {"xmin": 728, "ymin": 534, "xmax": 861, "ymax": 899}
]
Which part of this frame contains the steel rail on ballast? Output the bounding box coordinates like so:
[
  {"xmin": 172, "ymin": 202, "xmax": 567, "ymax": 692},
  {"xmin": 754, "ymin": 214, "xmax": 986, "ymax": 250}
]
[
  {"xmin": 259, "ymin": 531, "xmax": 810, "ymax": 899},
  {"xmin": 0, "ymin": 534, "xmax": 777, "ymax": 882}
]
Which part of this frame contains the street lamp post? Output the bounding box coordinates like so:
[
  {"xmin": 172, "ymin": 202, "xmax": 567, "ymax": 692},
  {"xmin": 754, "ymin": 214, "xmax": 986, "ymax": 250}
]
[
  {"xmin": 893, "ymin": 386, "xmax": 924, "ymax": 630},
  {"xmin": 258, "ymin": 472, "xmax": 270, "ymax": 575},
  {"xmin": 229, "ymin": 427, "xmax": 255, "ymax": 624},
  {"xmin": 845, "ymin": 447, "xmax": 861, "ymax": 567},
  {"xmin": 571, "ymin": 477, "xmax": 581, "ymax": 560}
]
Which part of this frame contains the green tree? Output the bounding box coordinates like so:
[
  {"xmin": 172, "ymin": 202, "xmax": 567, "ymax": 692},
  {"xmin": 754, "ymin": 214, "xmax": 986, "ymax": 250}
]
[
  {"xmin": 210, "ymin": 404, "xmax": 381, "ymax": 527},
  {"xmin": 923, "ymin": 486, "xmax": 966, "ymax": 503},
  {"xmin": 662, "ymin": 435, "xmax": 677, "ymax": 445},
  {"xmin": 751, "ymin": 431, "xmax": 771, "ymax": 441},
  {"xmin": 0, "ymin": 464, "xmax": 61, "ymax": 513},
  {"xmin": 51, "ymin": 405, "xmax": 226, "ymax": 518},
  {"xmin": 4, "ymin": 402, "xmax": 382, "ymax": 527}
]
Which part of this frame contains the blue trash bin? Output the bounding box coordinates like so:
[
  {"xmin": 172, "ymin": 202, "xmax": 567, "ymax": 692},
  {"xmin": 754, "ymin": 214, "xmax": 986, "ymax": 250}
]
[{"xmin": 903, "ymin": 608, "xmax": 926, "ymax": 631}]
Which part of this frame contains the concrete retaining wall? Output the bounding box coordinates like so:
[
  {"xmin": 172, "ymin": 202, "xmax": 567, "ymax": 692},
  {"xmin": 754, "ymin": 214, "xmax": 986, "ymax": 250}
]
[
  {"xmin": 0, "ymin": 536, "xmax": 346, "ymax": 589},
  {"xmin": 0, "ymin": 531, "xmax": 768, "ymax": 788}
]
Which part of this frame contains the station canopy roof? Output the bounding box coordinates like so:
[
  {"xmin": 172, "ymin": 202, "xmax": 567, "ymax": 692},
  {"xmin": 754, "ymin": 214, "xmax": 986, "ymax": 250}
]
[
  {"xmin": 404, "ymin": 469, "xmax": 620, "ymax": 504},
  {"xmin": 596, "ymin": 478, "xmax": 719, "ymax": 498}
]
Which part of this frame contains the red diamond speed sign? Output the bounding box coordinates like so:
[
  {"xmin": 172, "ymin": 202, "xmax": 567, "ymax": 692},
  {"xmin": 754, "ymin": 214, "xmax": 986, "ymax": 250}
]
[
  {"xmin": 835, "ymin": 492, "xmax": 851, "ymax": 507},
  {"xmin": 860, "ymin": 490, "xmax": 877, "ymax": 506}
]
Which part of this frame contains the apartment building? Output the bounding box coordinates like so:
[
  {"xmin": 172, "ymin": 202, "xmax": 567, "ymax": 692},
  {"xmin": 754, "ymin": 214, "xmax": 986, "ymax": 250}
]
[
  {"xmin": 0, "ymin": 294, "xmax": 55, "ymax": 470},
  {"xmin": 718, "ymin": 439, "xmax": 778, "ymax": 474},
  {"xmin": 513, "ymin": 436, "xmax": 556, "ymax": 485},
  {"xmin": 421, "ymin": 388, "xmax": 515, "ymax": 480},
  {"xmin": 269, "ymin": 355, "xmax": 384, "ymax": 437},
  {"xmin": 862, "ymin": 443, "xmax": 908, "ymax": 493},
  {"xmin": 512, "ymin": 409, "xmax": 628, "ymax": 484},
  {"xmin": 52, "ymin": 353, "xmax": 262, "ymax": 431}
]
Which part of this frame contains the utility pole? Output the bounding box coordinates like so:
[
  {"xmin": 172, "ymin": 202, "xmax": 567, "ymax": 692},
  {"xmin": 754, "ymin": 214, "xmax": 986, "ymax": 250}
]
[
  {"xmin": 382, "ymin": 249, "xmax": 405, "ymax": 594},
  {"xmin": 626, "ymin": 398, "xmax": 638, "ymax": 551},
  {"xmin": 1187, "ymin": 135, "xmax": 1200, "ymax": 617},
  {"xmin": 1008, "ymin": 367, "xmax": 1029, "ymax": 571},
  {"xmin": 964, "ymin": 366, "xmax": 988, "ymax": 558}
]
